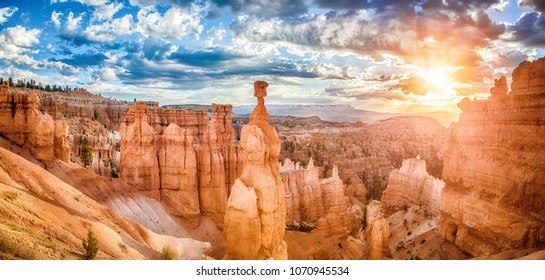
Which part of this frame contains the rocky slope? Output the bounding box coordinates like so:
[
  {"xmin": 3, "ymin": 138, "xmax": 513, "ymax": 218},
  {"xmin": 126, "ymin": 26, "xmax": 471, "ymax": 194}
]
[
  {"xmin": 223, "ymin": 81, "xmax": 287, "ymax": 260},
  {"xmin": 0, "ymin": 146, "xmax": 210, "ymax": 260},
  {"xmin": 440, "ymin": 57, "xmax": 545, "ymax": 257}
]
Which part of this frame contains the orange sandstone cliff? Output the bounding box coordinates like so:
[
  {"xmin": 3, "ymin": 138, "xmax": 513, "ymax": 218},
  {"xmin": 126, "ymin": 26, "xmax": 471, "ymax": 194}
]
[
  {"xmin": 119, "ymin": 102, "xmax": 241, "ymax": 228},
  {"xmin": 0, "ymin": 82, "xmax": 69, "ymax": 163},
  {"xmin": 440, "ymin": 58, "xmax": 545, "ymax": 256}
]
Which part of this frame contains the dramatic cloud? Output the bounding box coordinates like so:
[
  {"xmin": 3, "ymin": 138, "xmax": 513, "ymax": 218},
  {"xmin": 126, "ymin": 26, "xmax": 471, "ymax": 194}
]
[
  {"xmin": 312, "ymin": 0, "xmax": 368, "ymax": 10},
  {"xmin": 0, "ymin": 26, "xmax": 41, "ymax": 66},
  {"xmin": 0, "ymin": 6, "xmax": 18, "ymax": 25},
  {"xmin": 212, "ymin": 0, "xmax": 307, "ymax": 18},
  {"xmin": 518, "ymin": 0, "xmax": 545, "ymax": 13},
  {"xmin": 60, "ymin": 52, "xmax": 109, "ymax": 67},
  {"xmin": 136, "ymin": 6, "xmax": 203, "ymax": 40},
  {"xmin": 50, "ymin": 0, "xmax": 109, "ymax": 6},
  {"xmin": 230, "ymin": 8, "xmax": 504, "ymax": 79},
  {"xmin": 66, "ymin": 11, "xmax": 84, "ymax": 34},
  {"xmin": 168, "ymin": 49, "xmax": 241, "ymax": 67},
  {"xmin": 2, "ymin": 0, "xmax": 544, "ymax": 114},
  {"xmin": 84, "ymin": 14, "xmax": 134, "ymax": 42},
  {"xmin": 506, "ymin": 12, "xmax": 545, "ymax": 47},
  {"xmin": 91, "ymin": 2, "xmax": 124, "ymax": 22}
]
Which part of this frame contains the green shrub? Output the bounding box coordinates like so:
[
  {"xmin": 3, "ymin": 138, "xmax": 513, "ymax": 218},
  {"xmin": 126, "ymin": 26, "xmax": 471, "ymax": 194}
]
[
  {"xmin": 80, "ymin": 137, "xmax": 91, "ymax": 168},
  {"xmin": 118, "ymin": 242, "xmax": 128, "ymax": 254},
  {"xmin": 161, "ymin": 245, "xmax": 177, "ymax": 260},
  {"xmin": 82, "ymin": 228, "xmax": 99, "ymax": 260}
]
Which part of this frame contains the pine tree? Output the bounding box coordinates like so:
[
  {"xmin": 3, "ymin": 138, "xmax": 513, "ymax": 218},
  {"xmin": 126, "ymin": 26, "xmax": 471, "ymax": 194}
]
[
  {"xmin": 82, "ymin": 228, "xmax": 99, "ymax": 260},
  {"xmin": 80, "ymin": 137, "xmax": 92, "ymax": 167}
]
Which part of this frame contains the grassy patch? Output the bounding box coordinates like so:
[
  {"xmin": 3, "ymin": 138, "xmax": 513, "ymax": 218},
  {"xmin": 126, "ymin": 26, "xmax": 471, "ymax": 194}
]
[
  {"xmin": 0, "ymin": 237, "xmax": 36, "ymax": 260},
  {"xmin": 118, "ymin": 242, "xmax": 128, "ymax": 254}
]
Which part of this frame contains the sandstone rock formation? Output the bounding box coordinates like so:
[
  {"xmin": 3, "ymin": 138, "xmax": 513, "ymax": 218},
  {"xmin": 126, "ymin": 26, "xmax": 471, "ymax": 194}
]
[
  {"xmin": 316, "ymin": 166, "xmax": 362, "ymax": 238},
  {"xmin": 279, "ymin": 116, "xmax": 446, "ymax": 202},
  {"xmin": 510, "ymin": 57, "xmax": 545, "ymax": 95},
  {"xmin": 223, "ymin": 81, "xmax": 287, "ymax": 260},
  {"xmin": 381, "ymin": 157, "xmax": 444, "ymax": 216},
  {"xmin": 490, "ymin": 76, "xmax": 508, "ymax": 96},
  {"xmin": 37, "ymin": 89, "xmax": 129, "ymax": 176},
  {"xmin": 0, "ymin": 82, "xmax": 70, "ymax": 163},
  {"xmin": 282, "ymin": 158, "xmax": 324, "ymax": 228},
  {"xmin": 119, "ymin": 102, "xmax": 240, "ymax": 228},
  {"xmin": 282, "ymin": 160, "xmax": 362, "ymax": 238},
  {"xmin": 364, "ymin": 200, "xmax": 391, "ymax": 260},
  {"xmin": 440, "ymin": 58, "xmax": 545, "ymax": 257}
]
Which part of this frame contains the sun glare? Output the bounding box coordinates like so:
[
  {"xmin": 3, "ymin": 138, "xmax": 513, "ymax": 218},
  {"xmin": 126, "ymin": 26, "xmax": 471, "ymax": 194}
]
[
  {"xmin": 417, "ymin": 68, "xmax": 457, "ymax": 107},
  {"xmin": 420, "ymin": 69, "xmax": 452, "ymax": 89}
]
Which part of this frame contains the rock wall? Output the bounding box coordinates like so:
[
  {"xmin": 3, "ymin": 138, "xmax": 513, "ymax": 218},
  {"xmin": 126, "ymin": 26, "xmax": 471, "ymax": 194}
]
[
  {"xmin": 440, "ymin": 58, "xmax": 545, "ymax": 257},
  {"xmin": 381, "ymin": 157, "xmax": 444, "ymax": 216},
  {"xmin": 223, "ymin": 81, "xmax": 287, "ymax": 260},
  {"xmin": 510, "ymin": 57, "xmax": 545, "ymax": 96},
  {"xmin": 281, "ymin": 160, "xmax": 362, "ymax": 238},
  {"xmin": 0, "ymin": 82, "xmax": 69, "ymax": 163},
  {"xmin": 37, "ymin": 89, "xmax": 130, "ymax": 177},
  {"xmin": 119, "ymin": 102, "xmax": 241, "ymax": 228},
  {"xmin": 316, "ymin": 166, "xmax": 362, "ymax": 238},
  {"xmin": 282, "ymin": 158, "xmax": 324, "ymax": 227}
]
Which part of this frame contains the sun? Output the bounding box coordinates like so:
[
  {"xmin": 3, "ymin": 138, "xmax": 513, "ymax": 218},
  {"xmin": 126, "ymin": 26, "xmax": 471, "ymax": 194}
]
[
  {"xmin": 417, "ymin": 68, "xmax": 458, "ymax": 107},
  {"xmin": 420, "ymin": 69, "xmax": 452, "ymax": 90}
]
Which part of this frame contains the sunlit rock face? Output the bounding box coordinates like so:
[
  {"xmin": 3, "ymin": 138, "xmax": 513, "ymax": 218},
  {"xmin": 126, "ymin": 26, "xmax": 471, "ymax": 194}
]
[
  {"xmin": 281, "ymin": 158, "xmax": 324, "ymax": 228},
  {"xmin": 440, "ymin": 58, "xmax": 545, "ymax": 257},
  {"xmin": 223, "ymin": 81, "xmax": 287, "ymax": 260},
  {"xmin": 381, "ymin": 157, "xmax": 444, "ymax": 217},
  {"xmin": 510, "ymin": 57, "xmax": 545, "ymax": 96},
  {"xmin": 364, "ymin": 200, "xmax": 391, "ymax": 260},
  {"xmin": 119, "ymin": 101, "xmax": 241, "ymax": 228},
  {"xmin": 0, "ymin": 82, "xmax": 70, "ymax": 163},
  {"xmin": 281, "ymin": 161, "xmax": 362, "ymax": 238},
  {"xmin": 37, "ymin": 89, "xmax": 129, "ymax": 177}
]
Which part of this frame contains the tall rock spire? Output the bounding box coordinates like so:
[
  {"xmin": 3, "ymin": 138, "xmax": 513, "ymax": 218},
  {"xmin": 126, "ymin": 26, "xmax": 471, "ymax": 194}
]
[{"xmin": 223, "ymin": 81, "xmax": 287, "ymax": 260}]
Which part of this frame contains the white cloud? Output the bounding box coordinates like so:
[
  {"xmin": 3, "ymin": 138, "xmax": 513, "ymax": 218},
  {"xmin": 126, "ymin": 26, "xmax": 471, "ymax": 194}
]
[
  {"xmin": 490, "ymin": 0, "xmax": 510, "ymax": 12},
  {"xmin": 0, "ymin": 26, "xmax": 41, "ymax": 66},
  {"xmin": 84, "ymin": 14, "xmax": 134, "ymax": 42},
  {"xmin": 51, "ymin": 0, "xmax": 109, "ymax": 6},
  {"xmin": 128, "ymin": 0, "xmax": 170, "ymax": 7},
  {"xmin": 66, "ymin": 11, "xmax": 84, "ymax": 33},
  {"xmin": 204, "ymin": 24, "xmax": 227, "ymax": 47},
  {"xmin": 51, "ymin": 11, "xmax": 63, "ymax": 30},
  {"xmin": 0, "ymin": 6, "xmax": 18, "ymax": 25},
  {"xmin": 136, "ymin": 5, "xmax": 203, "ymax": 40},
  {"xmin": 99, "ymin": 67, "xmax": 119, "ymax": 81},
  {"xmin": 92, "ymin": 2, "xmax": 123, "ymax": 22}
]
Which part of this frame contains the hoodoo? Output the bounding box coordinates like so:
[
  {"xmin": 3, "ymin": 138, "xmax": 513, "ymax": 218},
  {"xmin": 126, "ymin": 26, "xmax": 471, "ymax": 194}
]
[{"xmin": 223, "ymin": 81, "xmax": 287, "ymax": 260}]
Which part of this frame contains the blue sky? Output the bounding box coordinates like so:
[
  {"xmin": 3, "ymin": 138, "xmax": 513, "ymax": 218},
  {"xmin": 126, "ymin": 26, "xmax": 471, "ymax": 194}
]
[{"xmin": 0, "ymin": 0, "xmax": 544, "ymax": 114}]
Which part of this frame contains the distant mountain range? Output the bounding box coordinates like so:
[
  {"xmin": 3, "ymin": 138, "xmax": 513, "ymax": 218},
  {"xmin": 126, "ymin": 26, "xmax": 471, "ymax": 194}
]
[
  {"xmin": 232, "ymin": 104, "xmax": 459, "ymax": 126},
  {"xmin": 162, "ymin": 104, "xmax": 459, "ymax": 126}
]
